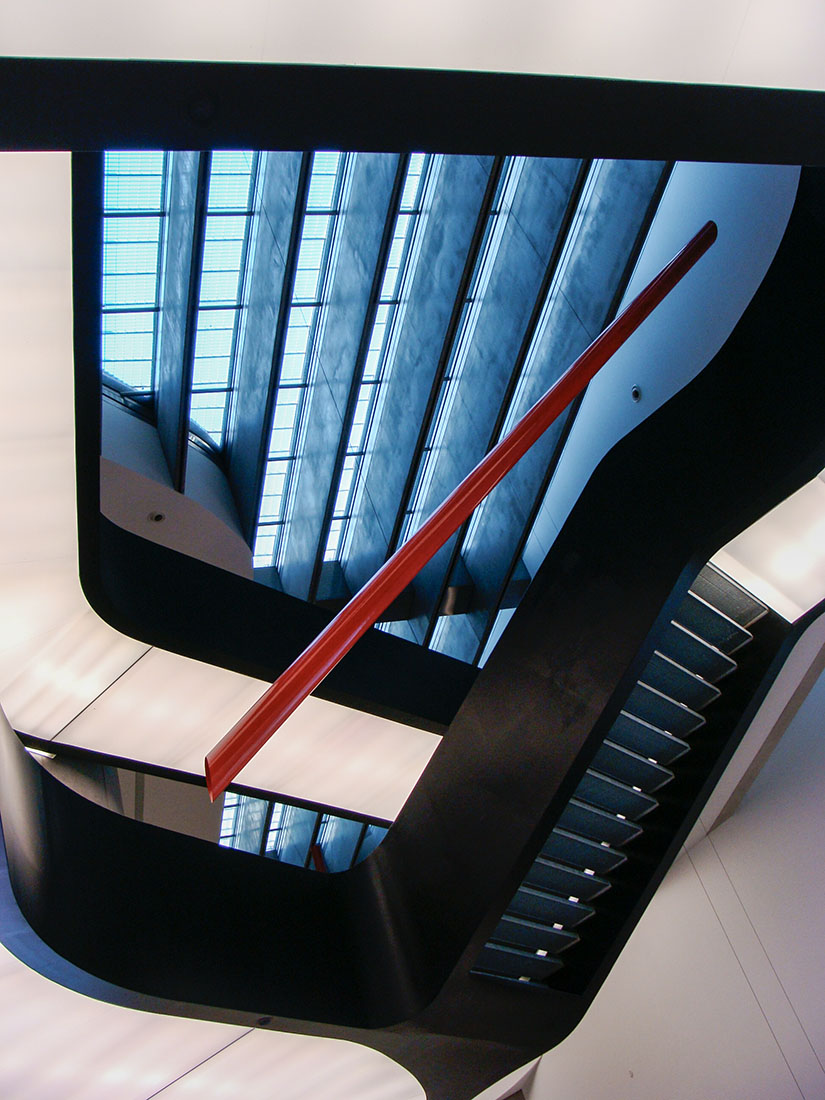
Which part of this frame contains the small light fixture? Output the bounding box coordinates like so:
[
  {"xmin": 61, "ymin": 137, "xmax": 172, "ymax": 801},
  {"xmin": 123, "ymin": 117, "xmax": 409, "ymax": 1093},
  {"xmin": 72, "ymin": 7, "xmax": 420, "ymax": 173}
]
[{"xmin": 25, "ymin": 746, "xmax": 55, "ymax": 760}]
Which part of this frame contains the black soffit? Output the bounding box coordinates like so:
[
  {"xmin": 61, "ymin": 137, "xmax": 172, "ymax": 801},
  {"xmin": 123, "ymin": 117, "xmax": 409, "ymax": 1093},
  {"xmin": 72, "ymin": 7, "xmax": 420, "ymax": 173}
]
[{"xmin": 0, "ymin": 57, "xmax": 823, "ymax": 161}]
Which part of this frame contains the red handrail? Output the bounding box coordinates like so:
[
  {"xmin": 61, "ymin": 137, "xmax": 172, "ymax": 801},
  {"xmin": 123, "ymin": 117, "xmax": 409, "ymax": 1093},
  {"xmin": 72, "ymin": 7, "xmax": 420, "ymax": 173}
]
[{"xmin": 206, "ymin": 221, "xmax": 717, "ymax": 799}]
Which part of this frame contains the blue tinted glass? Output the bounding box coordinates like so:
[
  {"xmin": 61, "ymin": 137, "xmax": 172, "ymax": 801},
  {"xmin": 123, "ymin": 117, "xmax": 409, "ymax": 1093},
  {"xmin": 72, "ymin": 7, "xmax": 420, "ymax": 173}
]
[{"xmin": 101, "ymin": 153, "xmax": 167, "ymax": 392}]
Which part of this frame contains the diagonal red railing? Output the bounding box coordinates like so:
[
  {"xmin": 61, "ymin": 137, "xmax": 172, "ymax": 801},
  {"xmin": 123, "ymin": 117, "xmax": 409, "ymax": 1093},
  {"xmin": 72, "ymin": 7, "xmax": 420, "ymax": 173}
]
[{"xmin": 205, "ymin": 221, "xmax": 717, "ymax": 799}]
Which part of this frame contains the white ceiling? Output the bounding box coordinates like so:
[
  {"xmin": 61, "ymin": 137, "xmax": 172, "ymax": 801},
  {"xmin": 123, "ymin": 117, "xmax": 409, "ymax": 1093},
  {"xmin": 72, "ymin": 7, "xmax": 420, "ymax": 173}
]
[
  {"xmin": 1, "ymin": 0, "xmax": 824, "ymax": 89},
  {"xmin": 0, "ymin": 940, "xmax": 424, "ymax": 1100}
]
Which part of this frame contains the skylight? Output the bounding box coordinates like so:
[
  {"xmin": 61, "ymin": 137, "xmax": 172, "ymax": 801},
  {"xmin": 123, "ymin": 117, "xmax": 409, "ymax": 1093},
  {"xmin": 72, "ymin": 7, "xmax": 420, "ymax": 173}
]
[
  {"xmin": 187, "ymin": 151, "xmax": 258, "ymax": 447},
  {"xmin": 101, "ymin": 151, "xmax": 167, "ymax": 392}
]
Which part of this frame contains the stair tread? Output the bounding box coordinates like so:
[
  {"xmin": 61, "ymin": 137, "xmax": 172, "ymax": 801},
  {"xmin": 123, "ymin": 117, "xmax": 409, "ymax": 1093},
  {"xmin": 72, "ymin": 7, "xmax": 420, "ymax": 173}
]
[
  {"xmin": 509, "ymin": 884, "xmax": 595, "ymax": 928},
  {"xmin": 594, "ymin": 739, "xmax": 674, "ymax": 792},
  {"xmin": 627, "ymin": 681, "xmax": 706, "ymax": 737},
  {"xmin": 659, "ymin": 621, "xmax": 737, "ymax": 683},
  {"xmin": 608, "ymin": 710, "xmax": 691, "ymax": 765},
  {"xmin": 541, "ymin": 827, "xmax": 628, "ymax": 874},
  {"xmin": 526, "ymin": 856, "xmax": 611, "ymax": 900},
  {"xmin": 675, "ymin": 591, "xmax": 753, "ymax": 655},
  {"xmin": 575, "ymin": 769, "xmax": 659, "ymax": 821},
  {"xmin": 491, "ymin": 913, "xmax": 580, "ymax": 955},
  {"xmin": 642, "ymin": 650, "xmax": 721, "ymax": 711},
  {"xmin": 558, "ymin": 798, "xmax": 643, "ymax": 848},
  {"xmin": 474, "ymin": 942, "xmax": 563, "ymax": 982},
  {"xmin": 692, "ymin": 564, "xmax": 769, "ymax": 628}
]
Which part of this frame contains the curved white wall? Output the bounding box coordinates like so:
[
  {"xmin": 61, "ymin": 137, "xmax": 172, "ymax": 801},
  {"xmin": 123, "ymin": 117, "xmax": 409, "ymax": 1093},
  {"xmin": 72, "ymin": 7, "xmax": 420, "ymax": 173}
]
[{"xmin": 523, "ymin": 162, "xmax": 800, "ymax": 574}]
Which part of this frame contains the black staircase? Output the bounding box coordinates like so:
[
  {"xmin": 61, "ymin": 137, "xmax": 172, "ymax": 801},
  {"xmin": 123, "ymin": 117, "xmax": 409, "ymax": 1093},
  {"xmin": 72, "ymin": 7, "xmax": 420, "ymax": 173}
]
[{"xmin": 473, "ymin": 563, "xmax": 769, "ymax": 989}]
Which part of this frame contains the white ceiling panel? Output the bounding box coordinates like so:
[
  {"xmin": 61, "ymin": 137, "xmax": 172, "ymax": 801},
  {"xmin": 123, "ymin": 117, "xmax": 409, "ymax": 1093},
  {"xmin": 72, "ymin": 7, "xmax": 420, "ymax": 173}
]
[
  {"xmin": 714, "ymin": 476, "xmax": 825, "ymax": 622},
  {"xmin": 55, "ymin": 647, "xmax": 438, "ymax": 818},
  {"xmin": 0, "ymin": 435, "xmax": 77, "ymax": 565},
  {"xmin": 3, "ymin": 1, "xmax": 825, "ymax": 92},
  {"xmin": 0, "ymin": 942, "xmax": 247, "ymax": 1100},
  {"xmin": 233, "ymin": 692, "xmax": 440, "ymax": 820},
  {"xmin": 0, "ymin": 1, "xmax": 271, "ymax": 62},
  {"xmin": 530, "ymin": 851, "xmax": 804, "ymax": 1100},
  {"xmin": 152, "ymin": 1026, "xmax": 423, "ymax": 1100},
  {"xmin": 0, "ymin": 607, "xmax": 148, "ymax": 738},
  {"xmin": 0, "ymin": 560, "xmax": 88, "ymax": 695}
]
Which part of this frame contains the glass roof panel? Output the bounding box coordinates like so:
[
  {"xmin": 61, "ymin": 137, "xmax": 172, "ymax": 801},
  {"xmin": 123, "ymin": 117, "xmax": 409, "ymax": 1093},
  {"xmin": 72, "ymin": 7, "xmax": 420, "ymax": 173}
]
[{"xmin": 101, "ymin": 151, "xmax": 166, "ymax": 392}]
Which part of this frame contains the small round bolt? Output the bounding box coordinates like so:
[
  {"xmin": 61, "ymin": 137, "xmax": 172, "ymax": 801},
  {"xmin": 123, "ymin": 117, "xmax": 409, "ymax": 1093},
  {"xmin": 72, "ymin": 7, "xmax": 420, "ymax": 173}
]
[
  {"xmin": 631, "ymin": 385, "xmax": 642, "ymax": 403},
  {"xmin": 148, "ymin": 511, "xmax": 165, "ymax": 523}
]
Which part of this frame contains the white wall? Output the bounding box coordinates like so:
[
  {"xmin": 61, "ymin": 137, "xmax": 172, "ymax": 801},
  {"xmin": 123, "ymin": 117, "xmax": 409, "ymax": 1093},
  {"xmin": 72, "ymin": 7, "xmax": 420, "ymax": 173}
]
[
  {"xmin": 528, "ymin": 664, "xmax": 825, "ymax": 1100},
  {"xmin": 3, "ymin": 0, "xmax": 825, "ymax": 90},
  {"xmin": 523, "ymin": 161, "xmax": 799, "ymax": 576}
]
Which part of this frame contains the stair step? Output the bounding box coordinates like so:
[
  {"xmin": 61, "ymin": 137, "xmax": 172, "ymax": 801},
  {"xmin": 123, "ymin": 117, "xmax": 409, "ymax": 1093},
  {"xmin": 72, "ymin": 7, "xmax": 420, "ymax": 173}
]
[
  {"xmin": 509, "ymin": 884, "xmax": 595, "ymax": 928},
  {"xmin": 659, "ymin": 622, "xmax": 736, "ymax": 683},
  {"xmin": 491, "ymin": 913, "xmax": 580, "ymax": 955},
  {"xmin": 692, "ymin": 564, "xmax": 769, "ymax": 629},
  {"xmin": 575, "ymin": 770, "xmax": 658, "ymax": 821},
  {"xmin": 593, "ymin": 740, "xmax": 674, "ymax": 793},
  {"xmin": 525, "ymin": 857, "xmax": 611, "ymax": 901},
  {"xmin": 541, "ymin": 827, "xmax": 627, "ymax": 874},
  {"xmin": 607, "ymin": 711, "xmax": 690, "ymax": 766},
  {"xmin": 474, "ymin": 942, "xmax": 564, "ymax": 982},
  {"xmin": 641, "ymin": 651, "xmax": 721, "ymax": 711},
  {"xmin": 626, "ymin": 681, "xmax": 706, "ymax": 737},
  {"xmin": 557, "ymin": 798, "xmax": 643, "ymax": 848},
  {"xmin": 675, "ymin": 592, "xmax": 753, "ymax": 655}
]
